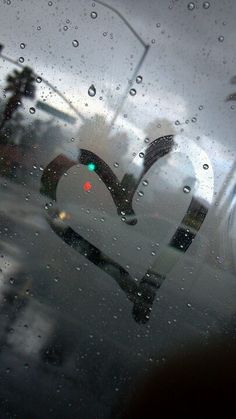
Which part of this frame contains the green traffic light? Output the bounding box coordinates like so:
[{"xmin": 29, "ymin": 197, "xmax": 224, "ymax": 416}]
[{"xmin": 87, "ymin": 162, "xmax": 96, "ymax": 172}]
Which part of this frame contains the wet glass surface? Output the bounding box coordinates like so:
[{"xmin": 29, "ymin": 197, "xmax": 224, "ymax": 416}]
[{"xmin": 0, "ymin": 0, "xmax": 236, "ymax": 417}]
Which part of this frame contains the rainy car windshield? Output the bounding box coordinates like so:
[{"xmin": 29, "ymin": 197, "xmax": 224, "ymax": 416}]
[{"xmin": 0, "ymin": 0, "xmax": 236, "ymax": 417}]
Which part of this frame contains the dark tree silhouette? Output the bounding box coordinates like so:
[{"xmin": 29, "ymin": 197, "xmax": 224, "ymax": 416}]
[{"xmin": 0, "ymin": 67, "xmax": 35, "ymax": 131}]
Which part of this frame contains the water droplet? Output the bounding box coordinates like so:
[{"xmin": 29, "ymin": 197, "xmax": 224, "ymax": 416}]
[
  {"xmin": 199, "ymin": 105, "xmax": 203, "ymax": 110},
  {"xmin": 20, "ymin": 43, "xmax": 25, "ymax": 49},
  {"xmin": 114, "ymin": 162, "xmax": 119, "ymax": 167},
  {"xmin": 139, "ymin": 152, "xmax": 144, "ymax": 158},
  {"xmin": 144, "ymin": 138, "xmax": 149, "ymax": 143},
  {"xmin": 19, "ymin": 57, "xmax": 24, "ymax": 63},
  {"xmin": 138, "ymin": 191, "xmax": 144, "ymax": 197},
  {"xmin": 136, "ymin": 75, "xmax": 143, "ymax": 84},
  {"xmin": 151, "ymin": 39, "xmax": 156, "ymax": 44},
  {"xmin": 48, "ymin": 1, "xmax": 53, "ymax": 5},
  {"xmin": 91, "ymin": 11, "xmax": 97, "ymax": 19},
  {"xmin": 191, "ymin": 116, "xmax": 197, "ymax": 123},
  {"xmin": 156, "ymin": 23, "xmax": 161, "ymax": 28},
  {"xmin": 88, "ymin": 84, "xmax": 96, "ymax": 97},
  {"xmin": 187, "ymin": 2, "xmax": 195, "ymax": 10},
  {"xmin": 183, "ymin": 185, "xmax": 191, "ymax": 194},
  {"xmin": 142, "ymin": 179, "xmax": 148, "ymax": 186},
  {"xmin": 37, "ymin": 26, "xmax": 41, "ymax": 31},
  {"xmin": 129, "ymin": 88, "xmax": 136, "ymax": 96},
  {"xmin": 175, "ymin": 120, "xmax": 180, "ymax": 125},
  {"xmin": 151, "ymin": 251, "xmax": 156, "ymax": 256},
  {"xmin": 203, "ymin": 163, "xmax": 209, "ymax": 170},
  {"xmin": 218, "ymin": 35, "xmax": 224, "ymax": 42},
  {"xmin": 36, "ymin": 76, "xmax": 42, "ymax": 83},
  {"xmin": 29, "ymin": 107, "xmax": 35, "ymax": 114},
  {"xmin": 203, "ymin": 1, "xmax": 210, "ymax": 9},
  {"xmin": 72, "ymin": 39, "xmax": 79, "ymax": 47},
  {"xmin": 63, "ymin": 25, "xmax": 68, "ymax": 31},
  {"xmin": 103, "ymin": 32, "xmax": 107, "ymax": 36}
]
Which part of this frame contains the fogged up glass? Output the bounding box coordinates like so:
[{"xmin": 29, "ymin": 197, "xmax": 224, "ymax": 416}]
[{"xmin": 0, "ymin": 0, "xmax": 236, "ymax": 417}]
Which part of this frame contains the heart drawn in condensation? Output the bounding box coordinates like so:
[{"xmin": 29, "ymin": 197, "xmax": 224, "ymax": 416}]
[{"xmin": 40, "ymin": 135, "xmax": 212, "ymax": 324}]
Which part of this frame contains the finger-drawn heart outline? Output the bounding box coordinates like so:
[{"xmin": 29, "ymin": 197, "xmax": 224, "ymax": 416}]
[{"xmin": 40, "ymin": 135, "xmax": 210, "ymax": 324}]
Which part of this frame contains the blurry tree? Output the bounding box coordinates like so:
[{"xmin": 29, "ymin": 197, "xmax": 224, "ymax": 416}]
[
  {"xmin": 0, "ymin": 67, "xmax": 35, "ymax": 131},
  {"xmin": 0, "ymin": 112, "xmax": 25, "ymax": 145},
  {"xmin": 77, "ymin": 113, "xmax": 129, "ymax": 166},
  {"xmin": 145, "ymin": 117, "xmax": 176, "ymax": 140}
]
